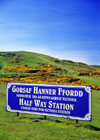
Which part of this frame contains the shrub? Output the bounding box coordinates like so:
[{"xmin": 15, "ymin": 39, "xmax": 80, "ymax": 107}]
[
  {"xmin": 3, "ymin": 65, "xmax": 100, "ymax": 90},
  {"xmin": 52, "ymin": 59, "xmax": 60, "ymax": 63},
  {"xmin": 0, "ymin": 65, "xmax": 2, "ymax": 70},
  {"xmin": 11, "ymin": 59, "xmax": 19, "ymax": 63},
  {"xmin": 77, "ymin": 70, "xmax": 100, "ymax": 76}
]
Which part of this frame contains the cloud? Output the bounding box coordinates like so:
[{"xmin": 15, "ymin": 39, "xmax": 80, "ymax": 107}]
[
  {"xmin": 0, "ymin": 45, "xmax": 50, "ymax": 55},
  {"xmin": 48, "ymin": 50, "xmax": 88, "ymax": 63},
  {"xmin": 50, "ymin": 50, "xmax": 100, "ymax": 65}
]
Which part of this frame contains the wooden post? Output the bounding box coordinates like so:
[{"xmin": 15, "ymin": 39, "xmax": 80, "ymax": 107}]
[
  {"xmin": 76, "ymin": 120, "xmax": 78, "ymax": 124},
  {"xmin": 17, "ymin": 112, "xmax": 19, "ymax": 117},
  {"xmin": 44, "ymin": 116, "xmax": 47, "ymax": 120}
]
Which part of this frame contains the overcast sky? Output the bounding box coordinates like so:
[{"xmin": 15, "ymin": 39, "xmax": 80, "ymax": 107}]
[{"xmin": 0, "ymin": 0, "xmax": 100, "ymax": 65}]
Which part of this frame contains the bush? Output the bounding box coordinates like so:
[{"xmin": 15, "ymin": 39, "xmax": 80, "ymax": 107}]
[
  {"xmin": 52, "ymin": 59, "xmax": 60, "ymax": 63},
  {"xmin": 11, "ymin": 59, "xmax": 19, "ymax": 63},
  {"xmin": 3, "ymin": 65, "xmax": 100, "ymax": 90},
  {"xmin": 77, "ymin": 70, "xmax": 100, "ymax": 76},
  {"xmin": 0, "ymin": 65, "xmax": 2, "ymax": 70}
]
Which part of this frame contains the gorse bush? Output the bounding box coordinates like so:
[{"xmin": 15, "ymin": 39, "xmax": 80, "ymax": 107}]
[
  {"xmin": 11, "ymin": 59, "xmax": 19, "ymax": 63},
  {"xmin": 0, "ymin": 64, "xmax": 99, "ymax": 90},
  {"xmin": 5, "ymin": 64, "xmax": 67, "ymax": 74},
  {"xmin": 77, "ymin": 70, "xmax": 100, "ymax": 76}
]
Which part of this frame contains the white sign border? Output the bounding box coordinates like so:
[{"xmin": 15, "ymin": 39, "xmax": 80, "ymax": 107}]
[{"xmin": 6, "ymin": 82, "xmax": 92, "ymax": 121}]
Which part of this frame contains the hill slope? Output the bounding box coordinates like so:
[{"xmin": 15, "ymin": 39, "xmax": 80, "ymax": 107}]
[
  {"xmin": 0, "ymin": 51, "xmax": 100, "ymax": 139},
  {"xmin": 0, "ymin": 51, "xmax": 100, "ymax": 90},
  {"xmin": 0, "ymin": 51, "xmax": 100, "ymax": 72}
]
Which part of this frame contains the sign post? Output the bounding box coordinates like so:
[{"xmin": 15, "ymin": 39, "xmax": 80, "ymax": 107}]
[{"xmin": 6, "ymin": 83, "xmax": 92, "ymax": 121}]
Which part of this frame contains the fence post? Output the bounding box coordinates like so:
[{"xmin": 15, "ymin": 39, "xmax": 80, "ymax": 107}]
[
  {"xmin": 76, "ymin": 120, "xmax": 78, "ymax": 124},
  {"xmin": 17, "ymin": 112, "xmax": 19, "ymax": 117},
  {"xmin": 44, "ymin": 116, "xmax": 47, "ymax": 120}
]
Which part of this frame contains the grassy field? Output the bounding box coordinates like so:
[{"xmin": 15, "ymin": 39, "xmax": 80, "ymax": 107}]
[
  {"xmin": 0, "ymin": 51, "xmax": 100, "ymax": 139},
  {"xmin": 0, "ymin": 84, "xmax": 100, "ymax": 140}
]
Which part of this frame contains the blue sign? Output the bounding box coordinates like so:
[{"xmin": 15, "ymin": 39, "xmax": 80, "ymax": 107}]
[{"xmin": 6, "ymin": 83, "xmax": 92, "ymax": 121}]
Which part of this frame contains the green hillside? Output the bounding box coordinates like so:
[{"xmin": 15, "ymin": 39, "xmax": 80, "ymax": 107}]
[
  {"xmin": 0, "ymin": 51, "xmax": 100, "ymax": 139},
  {"xmin": 0, "ymin": 51, "xmax": 100, "ymax": 72},
  {"xmin": 0, "ymin": 51, "xmax": 100, "ymax": 89},
  {"xmin": 0, "ymin": 51, "xmax": 53, "ymax": 69}
]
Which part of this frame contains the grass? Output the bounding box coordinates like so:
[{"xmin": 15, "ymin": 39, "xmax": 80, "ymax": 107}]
[
  {"xmin": 0, "ymin": 51, "xmax": 100, "ymax": 139},
  {"xmin": 76, "ymin": 76, "xmax": 100, "ymax": 87},
  {"xmin": 0, "ymin": 84, "xmax": 100, "ymax": 140},
  {"xmin": 0, "ymin": 51, "xmax": 100, "ymax": 72}
]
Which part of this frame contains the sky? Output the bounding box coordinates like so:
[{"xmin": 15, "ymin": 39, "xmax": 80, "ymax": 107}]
[{"xmin": 0, "ymin": 0, "xmax": 100, "ymax": 65}]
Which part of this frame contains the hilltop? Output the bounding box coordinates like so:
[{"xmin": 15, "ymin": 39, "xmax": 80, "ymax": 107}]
[{"xmin": 0, "ymin": 51, "xmax": 100, "ymax": 72}]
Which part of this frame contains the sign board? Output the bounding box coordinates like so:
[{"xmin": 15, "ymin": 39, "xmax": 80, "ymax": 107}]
[{"xmin": 6, "ymin": 83, "xmax": 92, "ymax": 121}]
